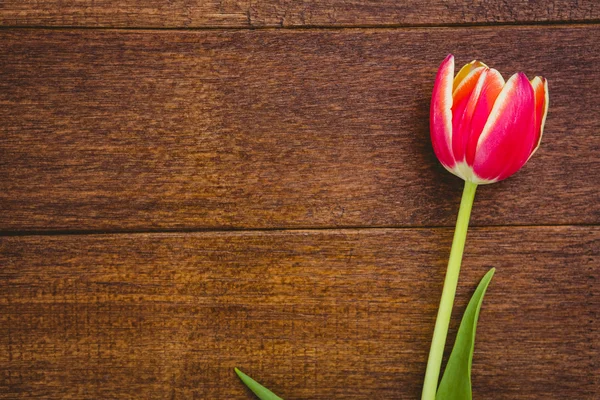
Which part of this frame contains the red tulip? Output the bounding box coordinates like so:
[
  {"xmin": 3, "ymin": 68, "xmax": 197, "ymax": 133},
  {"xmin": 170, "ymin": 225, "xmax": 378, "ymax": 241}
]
[{"xmin": 430, "ymin": 55, "xmax": 548, "ymax": 184}]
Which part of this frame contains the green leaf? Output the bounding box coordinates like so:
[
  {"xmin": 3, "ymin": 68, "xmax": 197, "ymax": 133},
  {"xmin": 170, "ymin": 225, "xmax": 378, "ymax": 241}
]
[
  {"xmin": 235, "ymin": 368, "xmax": 284, "ymax": 400},
  {"xmin": 436, "ymin": 268, "xmax": 495, "ymax": 400}
]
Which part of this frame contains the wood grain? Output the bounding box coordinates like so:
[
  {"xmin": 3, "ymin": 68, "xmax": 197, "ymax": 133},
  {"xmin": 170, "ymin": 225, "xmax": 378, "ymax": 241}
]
[
  {"xmin": 0, "ymin": 0, "xmax": 598, "ymax": 28},
  {"xmin": 1, "ymin": 26, "xmax": 599, "ymax": 232},
  {"xmin": 0, "ymin": 226, "xmax": 597, "ymax": 399}
]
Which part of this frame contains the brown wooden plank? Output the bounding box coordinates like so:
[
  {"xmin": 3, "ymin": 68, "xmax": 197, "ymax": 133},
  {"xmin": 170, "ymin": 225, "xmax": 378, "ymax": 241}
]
[
  {"xmin": 0, "ymin": 226, "xmax": 597, "ymax": 398},
  {"xmin": 0, "ymin": 0, "xmax": 598, "ymax": 28},
  {"xmin": 1, "ymin": 27, "xmax": 599, "ymax": 232}
]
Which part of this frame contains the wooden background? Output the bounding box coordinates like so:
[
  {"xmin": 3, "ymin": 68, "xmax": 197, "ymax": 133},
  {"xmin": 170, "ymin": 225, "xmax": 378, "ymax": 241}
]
[{"xmin": 1, "ymin": 2, "xmax": 598, "ymax": 399}]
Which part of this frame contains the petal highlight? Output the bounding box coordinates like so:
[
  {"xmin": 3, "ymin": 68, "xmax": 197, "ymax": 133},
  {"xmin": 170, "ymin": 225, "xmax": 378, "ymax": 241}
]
[
  {"xmin": 529, "ymin": 76, "xmax": 549, "ymax": 160},
  {"xmin": 430, "ymin": 54, "xmax": 456, "ymax": 169}
]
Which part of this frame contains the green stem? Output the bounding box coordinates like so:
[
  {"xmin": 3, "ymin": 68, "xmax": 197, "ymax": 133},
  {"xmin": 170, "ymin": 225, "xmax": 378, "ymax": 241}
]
[{"xmin": 421, "ymin": 180, "xmax": 478, "ymax": 400}]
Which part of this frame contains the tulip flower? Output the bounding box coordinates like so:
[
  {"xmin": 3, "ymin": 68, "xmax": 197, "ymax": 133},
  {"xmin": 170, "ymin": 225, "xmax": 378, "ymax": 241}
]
[
  {"xmin": 421, "ymin": 55, "xmax": 548, "ymax": 400},
  {"xmin": 430, "ymin": 54, "xmax": 549, "ymax": 184}
]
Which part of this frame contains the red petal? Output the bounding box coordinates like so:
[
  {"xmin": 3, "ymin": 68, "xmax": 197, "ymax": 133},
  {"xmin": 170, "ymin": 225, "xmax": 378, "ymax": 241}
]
[
  {"xmin": 430, "ymin": 55, "xmax": 456, "ymax": 168},
  {"xmin": 464, "ymin": 69, "xmax": 505, "ymax": 165},
  {"xmin": 472, "ymin": 73, "xmax": 536, "ymax": 182},
  {"xmin": 452, "ymin": 68, "xmax": 505, "ymax": 164},
  {"xmin": 452, "ymin": 67, "xmax": 488, "ymax": 163}
]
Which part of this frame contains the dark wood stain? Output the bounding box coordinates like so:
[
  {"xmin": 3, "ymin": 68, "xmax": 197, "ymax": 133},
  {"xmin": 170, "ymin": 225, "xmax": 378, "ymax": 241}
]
[
  {"xmin": 0, "ymin": 2, "xmax": 598, "ymax": 399},
  {"xmin": 0, "ymin": 0, "xmax": 598, "ymax": 27},
  {"xmin": 1, "ymin": 27, "xmax": 599, "ymax": 232},
  {"xmin": 0, "ymin": 227, "xmax": 597, "ymax": 399}
]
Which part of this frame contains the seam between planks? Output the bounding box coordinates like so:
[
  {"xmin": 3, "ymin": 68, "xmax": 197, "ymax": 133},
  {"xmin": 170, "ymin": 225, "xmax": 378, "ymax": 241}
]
[
  {"xmin": 0, "ymin": 20, "xmax": 599, "ymax": 31},
  {"xmin": 0, "ymin": 223, "xmax": 597, "ymax": 238}
]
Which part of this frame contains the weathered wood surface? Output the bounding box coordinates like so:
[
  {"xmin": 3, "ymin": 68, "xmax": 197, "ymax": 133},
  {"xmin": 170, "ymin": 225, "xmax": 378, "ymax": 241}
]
[
  {"xmin": 1, "ymin": 0, "xmax": 598, "ymax": 397},
  {"xmin": 1, "ymin": 26, "xmax": 599, "ymax": 232},
  {"xmin": 0, "ymin": 226, "xmax": 597, "ymax": 399},
  {"xmin": 0, "ymin": 0, "xmax": 598, "ymax": 28}
]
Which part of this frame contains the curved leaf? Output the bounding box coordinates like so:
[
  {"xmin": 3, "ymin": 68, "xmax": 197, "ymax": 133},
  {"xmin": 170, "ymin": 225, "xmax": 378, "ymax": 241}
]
[
  {"xmin": 436, "ymin": 268, "xmax": 495, "ymax": 400},
  {"xmin": 235, "ymin": 368, "xmax": 284, "ymax": 400}
]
